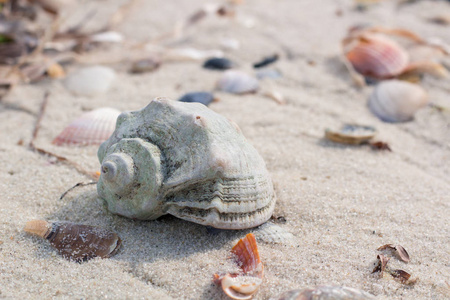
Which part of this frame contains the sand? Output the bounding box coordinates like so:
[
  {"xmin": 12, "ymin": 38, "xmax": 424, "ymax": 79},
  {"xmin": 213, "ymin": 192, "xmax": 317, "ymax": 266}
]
[{"xmin": 0, "ymin": 0, "xmax": 449, "ymax": 299}]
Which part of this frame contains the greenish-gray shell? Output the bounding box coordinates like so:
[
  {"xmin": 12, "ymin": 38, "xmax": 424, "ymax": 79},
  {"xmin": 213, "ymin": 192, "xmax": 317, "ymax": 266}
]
[{"xmin": 97, "ymin": 98, "xmax": 276, "ymax": 229}]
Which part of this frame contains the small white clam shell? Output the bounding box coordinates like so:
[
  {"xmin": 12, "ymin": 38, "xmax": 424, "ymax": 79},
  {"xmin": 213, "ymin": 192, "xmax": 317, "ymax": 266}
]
[
  {"xmin": 217, "ymin": 70, "xmax": 259, "ymax": 94},
  {"xmin": 253, "ymin": 222, "xmax": 296, "ymax": 246},
  {"xmin": 53, "ymin": 107, "xmax": 121, "ymax": 146},
  {"xmin": 368, "ymin": 80, "xmax": 428, "ymax": 123},
  {"xmin": 64, "ymin": 66, "xmax": 116, "ymax": 96}
]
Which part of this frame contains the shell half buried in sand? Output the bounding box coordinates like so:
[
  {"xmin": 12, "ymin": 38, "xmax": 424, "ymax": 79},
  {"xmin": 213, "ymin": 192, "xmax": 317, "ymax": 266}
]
[
  {"xmin": 325, "ymin": 124, "xmax": 376, "ymax": 145},
  {"xmin": 216, "ymin": 70, "xmax": 259, "ymax": 94},
  {"xmin": 24, "ymin": 220, "xmax": 121, "ymax": 262},
  {"xmin": 52, "ymin": 107, "xmax": 121, "ymax": 146},
  {"xmin": 215, "ymin": 233, "xmax": 263, "ymax": 300}
]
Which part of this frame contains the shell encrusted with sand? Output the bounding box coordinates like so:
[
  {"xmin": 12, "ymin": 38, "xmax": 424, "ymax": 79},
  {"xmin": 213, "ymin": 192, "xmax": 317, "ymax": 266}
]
[{"xmin": 97, "ymin": 98, "xmax": 276, "ymax": 229}]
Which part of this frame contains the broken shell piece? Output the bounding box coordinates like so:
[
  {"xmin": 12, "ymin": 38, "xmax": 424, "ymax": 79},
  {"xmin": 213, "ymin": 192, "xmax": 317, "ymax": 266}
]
[
  {"xmin": 372, "ymin": 254, "xmax": 390, "ymax": 274},
  {"xmin": 24, "ymin": 220, "xmax": 121, "ymax": 262},
  {"xmin": 325, "ymin": 124, "xmax": 376, "ymax": 145},
  {"xmin": 178, "ymin": 92, "xmax": 217, "ymax": 106},
  {"xmin": 216, "ymin": 233, "xmax": 263, "ymax": 300},
  {"xmin": 369, "ymin": 80, "xmax": 428, "ymax": 123},
  {"xmin": 377, "ymin": 244, "xmax": 410, "ymax": 262},
  {"xmin": 52, "ymin": 107, "xmax": 121, "ymax": 146},
  {"xmin": 271, "ymin": 286, "xmax": 375, "ymax": 300},
  {"xmin": 217, "ymin": 70, "xmax": 259, "ymax": 94},
  {"xmin": 344, "ymin": 33, "xmax": 409, "ymax": 79}
]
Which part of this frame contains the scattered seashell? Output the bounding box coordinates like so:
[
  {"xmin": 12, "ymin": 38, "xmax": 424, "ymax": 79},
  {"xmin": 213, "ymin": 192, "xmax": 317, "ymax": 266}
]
[
  {"xmin": 325, "ymin": 124, "xmax": 376, "ymax": 145},
  {"xmin": 52, "ymin": 107, "xmax": 121, "ymax": 146},
  {"xmin": 164, "ymin": 48, "xmax": 224, "ymax": 61},
  {"xmin": 255, "ymin": 69, "xmax": 282, "ymax": 80},
  {"xmin": 178, "ymin": 92, "xmax": 217, "ymax": 106},
  {"xmin": 271, "ymin": 286, "xmax": 375, "ymax": 300},
  {"xmin": 253, "ymin": 54, "xmax": 279, "ymax": 68},
  {"xmin": 344, "ymin": 33, "xmax": 409, "ymax": 79},
  {"xmin": 217, "ymin": 70, "xmax": 259, "ymax": 94},
  {"xmin": 368, "ymin": 80, "xmax": 428, "ymax": 123},
  {"xmin": 64, "ymin": 66, "xmax": 116, "ymax": 96},
  {"xmin": 24, "ymin": 220, "xmax": 121, "ymax": 262},
  {"xmin": 220, "ymin": 38, "xmax": 240, "ymax": 50},
  {"xmin": 428, "ymin": 14, "xmax": 450, "ymax": 26},
  {"xmin": 203, "ymin": 57, "xmax": 234, "ymax": 70},
  {"xmin": 47, "ymin": 63, "xmax": 65, "ymax": 79},
  {"xmin": 130, "ymin": 57, "xmax": 161, "ymax": 74},
  {"xmin": 253, "ymin": 222, "xmax": 295, "ymax": 245},
  {"xmin": 215, "ymin": 233, "xmax": 263, "ymax": 300},
  {"xmin": 89, "ymin": 31, "xmax": 124, "ymax": 43},
  {"xmin": 97, "ymin": 98, "xmax": 276, "ymax": 229}
]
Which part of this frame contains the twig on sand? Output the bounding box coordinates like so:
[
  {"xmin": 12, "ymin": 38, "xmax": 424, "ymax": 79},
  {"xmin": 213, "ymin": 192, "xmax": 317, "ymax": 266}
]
[
  {"xmin": 29, "ymin": 92, "xmax": 99, "ymax": 180},
  {"xmin": 59, "ymin": 181, "xmax": 97, "ymax": 200}
]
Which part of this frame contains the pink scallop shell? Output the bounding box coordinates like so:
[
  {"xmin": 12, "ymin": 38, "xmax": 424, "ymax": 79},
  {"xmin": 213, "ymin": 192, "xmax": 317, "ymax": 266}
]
[
  {"xmin": 52, "ymin": 107, "xmax": 121, "ymax": 146},
  {"xmin": 345, "ymin": 34, "xmax": 409, "ymax": 79}
]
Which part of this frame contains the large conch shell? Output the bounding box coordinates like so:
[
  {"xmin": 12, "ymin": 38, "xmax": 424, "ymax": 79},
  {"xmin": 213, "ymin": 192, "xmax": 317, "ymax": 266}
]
[
  {"xmin": 368, "ymin": 80, "xmax": 429, "ymax": 123},
  {"xmin": 97, "ymin": 98, "xmax": 276, "ymax": 229}
]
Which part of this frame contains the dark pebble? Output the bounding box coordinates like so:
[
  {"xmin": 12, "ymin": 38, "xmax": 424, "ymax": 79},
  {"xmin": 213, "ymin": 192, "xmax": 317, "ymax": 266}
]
[
  {"xmin": 203, "ymin": 57, "xmax": 234, "ymax": 70},
  {"xmin": 253, "ymin": 54, "xmax": 279, "ymax": 68},
  {"xmin": 178, "ymin": 92, "xmax": 216, "ymax": 106}
]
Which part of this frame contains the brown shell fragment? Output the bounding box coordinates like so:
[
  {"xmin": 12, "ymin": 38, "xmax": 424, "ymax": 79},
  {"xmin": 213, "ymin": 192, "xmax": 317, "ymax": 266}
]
[
  {"xmin": 387, "ymin": 269, "xmax": 417, "ymax": 285},
  {"xmin": 24, "ymin": 220, "xmax": 121, "ymax": 262},
  {"xmin": 377, "ymin": 243, "xmax": 410, "ymax": 262},
  {"xmin": 215, "ymin": 233, "xmax": 263, "ymax": 300},
  {"xmin": 372, "ymin": 254, "xmax": 390, "ymax": 274}
]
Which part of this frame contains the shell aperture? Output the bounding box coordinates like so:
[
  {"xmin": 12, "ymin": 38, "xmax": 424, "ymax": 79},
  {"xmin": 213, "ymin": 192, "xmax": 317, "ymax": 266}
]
[{"xmin": 97, "ymin": 98, "xmax": 276, "ymax": 229}]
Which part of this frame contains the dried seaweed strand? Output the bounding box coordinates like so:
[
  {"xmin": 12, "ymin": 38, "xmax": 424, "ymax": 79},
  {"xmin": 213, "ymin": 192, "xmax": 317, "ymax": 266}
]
[
  {"xmin": 29, "ymin": 92, "xmax": 98, "ymax": 180},
  {"xmin": 59, "ymin": 181, "xmax": 97, "ymax": 200}
]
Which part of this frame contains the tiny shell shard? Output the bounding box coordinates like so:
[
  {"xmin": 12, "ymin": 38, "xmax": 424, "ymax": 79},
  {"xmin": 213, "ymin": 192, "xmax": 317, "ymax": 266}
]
[
  {"xmin": 272, "ymin": 286, "xmax": 375, "ymax": 300},
  {"xmin": 24, "ymin": 220, "xmax": 121, "ymax": 262},
  {"xmin": 217, "ymin": 70, "xmax": 259, "ymax": 94},
  {"xmin": 344, "ymin": 33, "xmax": 409, "ymax": 79},
  {"xmin": 216, "ymin": 233, "xmax": 263, "ymax": 300},
  {"xmin": 368, "ymin": 80, "xmax": 428, "ymax": 123},
  {"xmin": 53, "ymin": 107, "xmax": 121, "ymax": 146}
]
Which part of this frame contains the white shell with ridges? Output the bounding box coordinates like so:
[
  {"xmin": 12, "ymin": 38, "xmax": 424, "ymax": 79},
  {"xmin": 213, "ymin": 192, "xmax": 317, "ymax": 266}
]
[
  {"xmin": 368, "ymin": 80, "xmax": 428, "ymax": 123},
  {"xmin": 97, "ymin": 98, "xmax": 276, "ymax": 229},
  {"xmin": 53, "ymin": 107, "xmax": 121, "ymax": 146}
]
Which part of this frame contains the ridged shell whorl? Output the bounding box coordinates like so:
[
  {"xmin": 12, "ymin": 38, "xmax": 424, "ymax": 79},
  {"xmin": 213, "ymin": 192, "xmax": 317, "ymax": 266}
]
[{"xmin": 97, "ymin": 98, "xmax": 276, "ymax": 229}]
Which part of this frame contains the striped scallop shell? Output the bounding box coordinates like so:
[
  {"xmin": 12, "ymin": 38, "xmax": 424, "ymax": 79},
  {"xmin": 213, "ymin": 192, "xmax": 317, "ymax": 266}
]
[
  {"xmin": 368, "ymin": 80, "xmax": 428, "ymax": 123},
  {"xmin": 53, "ymin": 107, "xmax": 121, "ymax": 146},
  {"xmin": 345, "ymin": 34, "xmax": 409, "ymax": 79},
  {"xmin": 217, "ymin": 70, "xmax": 259, "ymax": 94},
  {"xmin": 216, "ymin": 233, "xmax": 263, "ymax": 300}
]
